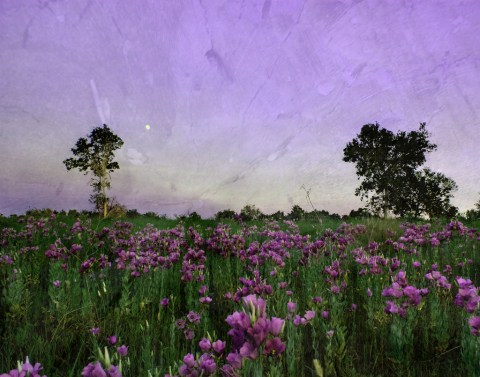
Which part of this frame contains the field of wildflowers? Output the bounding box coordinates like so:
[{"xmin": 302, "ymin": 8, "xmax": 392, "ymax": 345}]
[{"xmin": 1, "ymin": 213, "xmax": 480, "ymax": 376}]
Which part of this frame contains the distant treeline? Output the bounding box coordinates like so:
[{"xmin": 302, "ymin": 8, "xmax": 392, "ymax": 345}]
[{"xmin": 3, "ymin": 201, "xmax": 480, "ymax": 222}]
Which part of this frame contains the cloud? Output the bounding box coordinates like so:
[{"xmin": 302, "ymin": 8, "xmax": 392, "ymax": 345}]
[{"xmin": 126, "ymin": 148, "xmax": 147, "ymax": 165}]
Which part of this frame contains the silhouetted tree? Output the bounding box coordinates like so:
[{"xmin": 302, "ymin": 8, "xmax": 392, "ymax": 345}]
[
  {"xmin": 187, "ymin": 212, "xmax": 202, "ymax": 221},
  {"xmin": 126, "ymin": 209, "xmax": 140, "ymax": 218},
  {"xmin": 269, "ymin": 211, "xmax": 285, "ymax": 221},
  {"xmin": 287, "ymin": 205, "xmax": 305, "ymax": 221},
  {"xmin": 343, "ymin": 122, "xmax": 457, "ymax": 218},
  {"xmin": 305, "ymin": 209, "xmax": 330, "ymax": 220},
  {"xmin": 465, "ymin": 195, "xmax": 480, "ymax": 220},
  {"xmin": 215, "ymin": 209, "xmax": 236, "ymax": 221},
  {"xmin": 240, "ymin": 204, "xmax": 263, "ymax": 221},
  {"xmin": 63, "ymin": 124, "xmax": 124, "ymax": 218},
  {"xmin": 391, "ymin": 168, "xmax": 458, "ymax": 218},
  {"xmin": 348, "ymin": 208, "xmax": 372, "ymax": 218}
]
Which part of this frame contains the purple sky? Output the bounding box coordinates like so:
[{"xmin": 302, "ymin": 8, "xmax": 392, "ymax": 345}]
[{"xmin": 1, "ymin": 0, "xmax": 479, "ymax": 217}]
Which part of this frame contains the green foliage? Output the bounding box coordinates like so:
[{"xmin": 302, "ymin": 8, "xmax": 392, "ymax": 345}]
[
  {"xmin": 214, "ymin": 209, "xmax": 236, "ymax": 221},
  {"xmin": 126, "ymin": 209, "xmax": 141, "ymax": 218},
  {"xmin": 465, "ymin": 196, "xmax": 480, "ymax": 221},
  {"xmin": 268, "ymin": 211, "xmax": 285, "ymax": 221},
  {"xmin": 343, "ymin": 122, "xmax": 457, "ymax": 219},
  {"xmin": 395, "ymin": 168, "xmax": 458, "ymax": 219},
  {"xmin": 63, "ymin": 124, "xmax": 124, "ymax": 218},
  {"xmin": 348, "ymin": 207, "xmax": 373, "ymax": 218},
  {"xmin": 1, "ymin": 215, "xmax": 480, "ymax": 376},
  {"xmin": 287, "ymin": 205, "xmax": 305, "ymax": 221},
  {"xmin": 240, "ymin": 204, "xmax": 264, "ymax": 221}
]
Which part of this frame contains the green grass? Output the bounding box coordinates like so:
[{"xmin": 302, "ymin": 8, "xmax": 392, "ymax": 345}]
[{"xmin": 1, "ymin": 213, "xmax": 480, "ymax": 376}]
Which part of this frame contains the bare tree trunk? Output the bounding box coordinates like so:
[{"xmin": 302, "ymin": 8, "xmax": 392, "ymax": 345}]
[
  {"xmin": 103, "ymin": 181, "xmax": 108, "ymax": 218},
  {"xmin": 101, "ymin": 158, "xmax": 108, "ymax": 218},
  {"xmin": 102, "ymin": 149, "xmax": 109, "ymax": 218},
  {"xmin": 383, "ymin": 189, "xmax": 388, "ymax": 218}
]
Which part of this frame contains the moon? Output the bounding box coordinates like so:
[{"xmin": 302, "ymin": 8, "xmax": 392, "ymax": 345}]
[{"xmin": 145, "ymin": 124, "xmax": 151, "ymax": 130}]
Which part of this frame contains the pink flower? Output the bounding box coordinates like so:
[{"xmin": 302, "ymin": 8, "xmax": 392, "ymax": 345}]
[
  {"xmin": 270, "ymin": 317, "xmax": 284, "ymax": 336},
  {"xmin": 199, "ymin": 296, "xmax": 212, "ymax": 304},
  {"xmin": 242, "ymin": 295, "xmax": 266, "ymax": 318}
]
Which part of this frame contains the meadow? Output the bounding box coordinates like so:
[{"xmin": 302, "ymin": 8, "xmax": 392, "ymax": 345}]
[{"xmin": 1, "ymin": 212, "xmax": 480, "ymax": 376}]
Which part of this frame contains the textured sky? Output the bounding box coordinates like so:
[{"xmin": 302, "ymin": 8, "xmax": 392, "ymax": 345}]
[{"xmin": 1, "ymin": 0, "xmax": 479, "ymax": 217}]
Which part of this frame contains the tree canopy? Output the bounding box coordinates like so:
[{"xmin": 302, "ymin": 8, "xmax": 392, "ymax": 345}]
[
  {"xmin": 63, "ymin": 124, "xmax": 124, "ymax": 218},
  {"xmin": 343, "ymin": 123, "xmax": 457, "ymax": 218}
]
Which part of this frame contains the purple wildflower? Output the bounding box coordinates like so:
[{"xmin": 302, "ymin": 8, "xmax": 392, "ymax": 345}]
[
  {"xmin": 199, "ymin": 338, "xmax": 211, "ymax": 352},
  {"xmin": 187, "ymin": 311, "xmax": 201, "ymax": 324},
  {"xmin": 212, "ymin": 340, "xmax": 226, "ymax": 354},
  {"xmin": 161, "ymin": 298, "xmax": 169, "ymax": 307},
  {"xmin": 468, "ymin": 316, "xmax": 480, "ymax": 336},
  {"xmin": 199, "ymin": 296, "xmax": 212, "ymax": 304},
  {"xmin": 199, "ymin": 353, "xmax": 216, "ymax": 375},
  {"xmin": 81, "ymin": 362, "xmax": 107, "ymax": 377},
  {"xmin": 239, "ymin": 341, "xmax": 258, "ymax": 359},
  {"xmin": 384, "ymin": 301, "xmax": 398, "ymax": 315},
  {"xmin": 183, "ymin": 353, "xmax": 195, "ymax": 368},
  {"xmin": 117, "ymin": 345, "xmax": 128, "ymax": 357},
  {"xmin": 226, "ymin": 352, "xmax": 242, "ymax": 369},
  {"xmin": 270, "ymin": 317, "xmax": 285, "ymax": 336},
  {"xmin": 263, "ymin": 337, "xmax": 286, "ymax": 356}
]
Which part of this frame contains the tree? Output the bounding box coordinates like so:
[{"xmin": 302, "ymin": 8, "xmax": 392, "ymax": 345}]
[
  {"xmin": 63, "ymin": 124, "xmax": 124, "ymax": 218},
  {"xmin": 348, "ymin": 207, "xmax": 373, "ymax": 218},
  {"xmin": 215, "ymin": 209, "xmax": 236, "ymax": 221},
  {"xmin": 391, "ymin": 168, "xmax": 458, "ymax": 218},
  {"xmin": 287, "ymin": 205, "xmax": 305, "ymax": 221},
  {"xmin": 269, "ymin": 210, "xmax": 285, "ymax": 221},
  {"xmin": 240, "ymin": 204, "xmax": 263, "ymax": 221},
  {"xmin": 343, "ymin": 123, "xmax": 456, "ymax": 218},
  {"xmin": 465, "ymin": 195, "xmax": 480, "ymax": 220}
]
